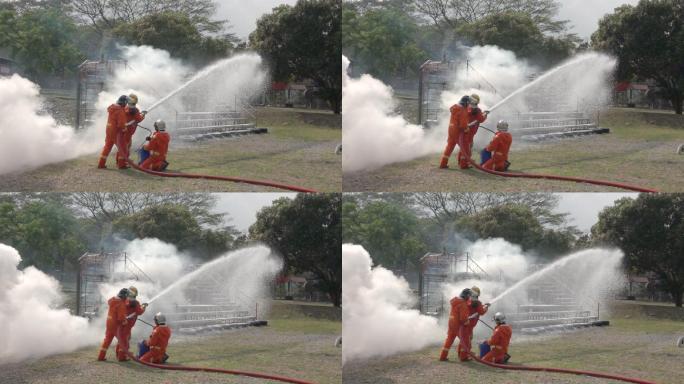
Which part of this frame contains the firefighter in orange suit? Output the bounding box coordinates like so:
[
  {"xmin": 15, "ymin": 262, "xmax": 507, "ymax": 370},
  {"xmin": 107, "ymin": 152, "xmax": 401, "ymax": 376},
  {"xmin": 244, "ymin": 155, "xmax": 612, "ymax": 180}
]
[
  {"xmin": 482, "ymin": 312, "xmax": 513, "ymax": 363},
  {"xmin": 97, "ymin": 288, "xmax": 129, "ymax": 361},
  {"xmin": 458, "ymin": 94, "xmax": 488, "ymax": 169},
  {"xmin": 118, "ymin": 94, "xmax": 146, "ymax": 169},
  {"xmin": 483, "ymin": 120, "xmax": 513, "ymax": 171},
  {"xmin": 141, "ymin": 120, "xmax": 170, "ymax": 171},
  {"xmin": 140, "ymin": 312, "xmax": 172, "ymax": 363},
  {"xmin": 98, "ymin": 95, "xmax": 129, "ymax": 169},
  {"xmin": 458, "ymin": 286, "xmax": 490, "ymax": 361},
  {"xmin": 440, "ymin": 96, "xmax": 471, "ymax": 169},
  {"xmin": 439, "ymin": 288, "xmax": 472, "ymax": 361},
  {"xmin": 116, "ymin": 286, "xmax": 148, "ymax": 361}
]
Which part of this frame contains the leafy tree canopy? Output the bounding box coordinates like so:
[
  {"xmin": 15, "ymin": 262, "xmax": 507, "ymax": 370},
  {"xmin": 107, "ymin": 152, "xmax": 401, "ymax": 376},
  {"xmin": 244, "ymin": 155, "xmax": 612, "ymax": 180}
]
[
  {"xmin": 592, "ymin": 0, "xmax": 684, "ymax": 114},
  {"xmin": 250, "ymin": 0, "xmax": 342, "ymax": 113},
  {"xmin": 592, "ymin": 194, "xmax": 684, "ymax": 306}
]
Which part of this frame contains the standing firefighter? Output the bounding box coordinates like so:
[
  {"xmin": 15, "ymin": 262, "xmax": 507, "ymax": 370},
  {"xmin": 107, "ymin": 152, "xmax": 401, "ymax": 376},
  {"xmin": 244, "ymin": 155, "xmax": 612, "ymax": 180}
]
[
  {"xmin": 483, "ymin": 120, "xmax": 513, "ymax": 171},
  {"xmin": 116, "ymin": 286, "xmax": 148, "ymax": 361},
  {"xmin": 140, "ymin": 312, "xmax": 172, "ymax": 363},
  {"xmin": 458, "ymin": 286, "xmax": 490, "ymax": 361},
  {"xmin": 458, "ymin": 94, "xmax": 489, "ymax": 169},
  {"xmin": 141, "ymin": 120, "xmax": 170, "ymax": 171},
  {"xmin": 118, "ymin": 94, "xmax": 146, "ymax": 169},
  {"xmin": 440, "ymin": 96, "xmax": 470, "ymax": 169},
  {"xmin": 439, "ymin": 288, "xmax": 471, "ymax": 361},
  {"xmin": 97, "ymin": 288, "xmax": 129, "ymax": 361},
  {"xmin": 98, "ymin": 95, "xmax": 129, "ymax": 169},
  {"xmin": 482, "ymin": 312, "xmax": 512, "ymax": 364}
]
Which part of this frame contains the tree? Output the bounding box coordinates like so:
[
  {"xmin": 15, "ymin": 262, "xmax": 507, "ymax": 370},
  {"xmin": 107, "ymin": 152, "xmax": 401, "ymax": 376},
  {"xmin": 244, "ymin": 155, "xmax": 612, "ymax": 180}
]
[
  {"xmin": 343, "ymin": 199, "xmax": 428, "ymax": 269},
  {"xmin": 250, "ymin": 0, "xmax": 342, "ymax": 114},
  {"xmin": 112, "ymin": 204, "xmax": 235, "ymax": 259},
  {"xmin": 343, "ymin": 6, "xmax": 428, "ymax": 80},
  {"xmin": 249, "ymin": 194, "xmax": 341, "ymax": 306},
  {"xmin": 70, "ymin": 0, "xmax": 224, "ymax": 34},
  {"xmin": 456, "ymin": 204, "xmax": 577, "ymax": 258},
  {"xmin": 0, "ymin": 199, "xmax": 87, "ymax": 275},
  {"xmin": 411, "ymin": 192, "xmax": 563, "ymax": 227},
  {"xmin": 414, "ymin": 0, "xmax": 569, "ymax": 34},
  {"xmin": 458, "ymin": 12, "xmax": 576, "ymax": 66},
  {"xmin": 591, "ymin": 0, "xmax": 684, "ymax": 114},
  {"xmin": 592, "ymin": 194, "xmax": 684, "ymax": 307},
  {"xmin": 0, "ymin": 6, "xmax": 85, "ymax": 77},
  {"xmin": 112, "ymin": 11, "xmax": 233, "ymax": 64}
]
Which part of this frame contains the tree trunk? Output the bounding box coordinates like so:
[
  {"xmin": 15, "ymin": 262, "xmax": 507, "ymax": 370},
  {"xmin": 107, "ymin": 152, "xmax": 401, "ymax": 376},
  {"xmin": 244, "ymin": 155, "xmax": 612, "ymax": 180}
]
[
  {"xmin": 673, "ymin": 290, "xmax": 683, "ymax": 307},
  {"xmin": 329, "ymin": 289, "xmax": 341, "ymax": 307}
]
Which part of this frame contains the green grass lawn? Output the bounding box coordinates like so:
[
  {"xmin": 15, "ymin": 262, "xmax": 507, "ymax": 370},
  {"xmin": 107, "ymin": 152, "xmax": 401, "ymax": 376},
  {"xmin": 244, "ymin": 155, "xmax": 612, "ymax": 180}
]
[
  {"xmin": 343, "ymin": 317, "xmax": 684, "ymax": 384},
  {"xmin": 0, "ymin": 310, "xmax": 341, "ymax": 384}
]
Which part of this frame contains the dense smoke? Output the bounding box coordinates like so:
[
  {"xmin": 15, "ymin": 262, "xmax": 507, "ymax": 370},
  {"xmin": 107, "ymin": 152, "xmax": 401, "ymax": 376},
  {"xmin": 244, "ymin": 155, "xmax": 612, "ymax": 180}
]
[
  {"xmin": 0, "ymin": 75, "xmax": 98, "ymax": 175},
  {"xmin": 0, "ymin": 239, "xmax": 282, "ymax": 364},
  {"xmin": 0, "ymin": 45, "xmax": 267, "ymax": 175},
  {"xmin": 342, "ymin": 244, "xmax": 442, "ymax": 364},
  {"xmin": 342, "ymin": 56, "xmax": 443, "ymax": 172},
  {"xmin": 0, "ymin": 244, "xmax": 99, "ymax": 364},
  {"xmin": 343, "ymin": 237, "xmax": 626, "ymax": 362},
  {"xmin": 342, "ymin": 46, "xmax": 616, "ymax": 172}
]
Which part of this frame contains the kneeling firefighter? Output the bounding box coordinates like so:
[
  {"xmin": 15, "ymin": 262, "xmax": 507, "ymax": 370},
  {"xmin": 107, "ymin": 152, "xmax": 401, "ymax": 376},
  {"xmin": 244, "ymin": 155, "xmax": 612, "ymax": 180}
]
[
  {"xmin": 481, "ymin": 312, "xmax": 512, "ymax": 364},
  {"xmin": 141, "ymin": 120, "xmax": 170, "ymax": 171},
  {"xmin": 140, "ymin": 312, "xmax": 171, "ymax": 363},
  {"xmin": 482, "ymin": 120, "xmax": 512, "ymax": 171}
]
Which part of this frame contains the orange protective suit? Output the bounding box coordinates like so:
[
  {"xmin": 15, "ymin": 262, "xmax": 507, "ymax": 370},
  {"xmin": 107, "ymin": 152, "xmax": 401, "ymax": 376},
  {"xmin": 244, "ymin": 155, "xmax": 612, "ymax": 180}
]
[
  {"xmin": 117, "ymin": 106, "xmax": 145, "ymax": 168},
  {"xmin": 115, "ymin": 299, "xmax": 146, "ymax": 361},
  {"xmin": 98, "ymin": 104, "xmax": 127, "ymax": 169},
  {"xmin": 458, "ymin": 299, "xmax": 489, "ymax": 361},
  {"xmin": 140, "ymin": 324, "xmax": 172, "ymax": 363},
  {"xmin": 97, "ymin": 296, "xmax": 128, "ymax": 361},
  {"xmin": 440, "ymin": 104, "xmax": 469, "ymax": 168},
  {"xmin": 458, "ymin": 108, "xmax": 487, "ymax": 169},
  {"xmin": 439, "ymin": 296, "xmax": 469, "ymax": 361},
  {"xmin": 483, "ymin": 323, "xmax": 512, "ymax": 363},
  {"xmin": 483, "ymin": 131, "xmax": 513, "ymax": 171},
  {"xmin": 141, "ymin": 131, "xmax": 170, "ymax": 171}
]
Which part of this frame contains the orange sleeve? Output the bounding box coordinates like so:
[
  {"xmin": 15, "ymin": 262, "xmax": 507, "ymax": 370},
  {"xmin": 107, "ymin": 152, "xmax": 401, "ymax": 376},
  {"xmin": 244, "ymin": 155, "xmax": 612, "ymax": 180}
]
[
  {"xmin": 477, "ymin": 304, "xmax": 488, "ymax": 316},
  {"xmin": 477, "ymin": 111, "xmax": 487, "ymax": 123},
  {"xmin": 136, "ymin": 304, "xmax": 146, "ymax": 316},
  {"xmin": 148, "ymin": 328, "xmax": 161, "ymax": 347},
  {"xmin": 135, "ymin": 111, "xmax": 145, "ymax": 123}
]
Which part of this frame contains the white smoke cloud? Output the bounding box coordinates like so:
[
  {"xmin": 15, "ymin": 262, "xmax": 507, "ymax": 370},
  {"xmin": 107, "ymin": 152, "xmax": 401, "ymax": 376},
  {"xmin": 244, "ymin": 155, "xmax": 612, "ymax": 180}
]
[
  {"xmin": 342, "ymin": 47, "xmax": 616, "ymax": 172},
  {"xmin": 344, "ymin": 238, "xmax": 626, "ymax": 363},
  {"xmin": 342, "ymin": 56, "xmax": 444, "ymax": 173},
  {"xmin": 0, "ymin": 75, "xmax": 99, "ymax": 175},
  {"xmin": 0, "ymin": 45, "xmax": 267, "ymax": 175},
  {"xmin": 0, "ymin": 244, "xmax": 99, "ymax": 364},
  {"xmin": 0, "ymin": 239, "xmax": 282, "ymax": 364},
  {"xmin": 342, "ymin": 244, "xmax": 442, "ymax": 364}
]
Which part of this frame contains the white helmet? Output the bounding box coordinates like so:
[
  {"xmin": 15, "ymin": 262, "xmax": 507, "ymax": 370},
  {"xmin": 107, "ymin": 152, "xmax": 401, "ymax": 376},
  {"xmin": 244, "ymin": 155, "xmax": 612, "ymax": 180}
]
[
  {"xmin": 494, "ymin": 312, "xmax": 506, "ymax": 323},
  {"xmin": 154, "ymin": 312, "xmax": 166, "ymax": 325},
  {"xmin": 154, "ymin": 119, "xmax": 166, "ymax": 131},
  {"xmin": 497, "ymin": 120, "xmax": 509, "ymax": 132}
]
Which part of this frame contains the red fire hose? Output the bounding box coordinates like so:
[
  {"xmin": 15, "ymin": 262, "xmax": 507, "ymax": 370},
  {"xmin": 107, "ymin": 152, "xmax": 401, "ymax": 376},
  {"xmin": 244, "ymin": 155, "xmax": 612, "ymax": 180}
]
[
  {"xmin": 127, "ymin": 158, "xmax": 318, "ymax": 193},
  {"xmin": 470, "ymin": 353, "xmax": 657, "ymax": 384},
  {"xmin": 129, "ymin": 353, "xmax": 315, "ymax": 384},
  {"xmin": 469, "ymin": 160, "xmax": 658, "ymax": 193}
]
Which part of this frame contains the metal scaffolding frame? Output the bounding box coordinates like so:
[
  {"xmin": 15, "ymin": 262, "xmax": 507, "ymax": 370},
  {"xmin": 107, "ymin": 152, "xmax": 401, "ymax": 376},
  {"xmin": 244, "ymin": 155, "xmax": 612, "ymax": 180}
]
[{"xmin": 75, "ymin": 59, "xmax": 128, "ymax": 130}]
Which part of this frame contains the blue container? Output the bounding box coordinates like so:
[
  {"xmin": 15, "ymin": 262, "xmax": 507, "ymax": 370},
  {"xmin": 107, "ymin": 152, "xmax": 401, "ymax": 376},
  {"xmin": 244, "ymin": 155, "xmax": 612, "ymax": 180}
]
[
  {"xmin": 479, "ymin": 342, "xmax": 491, "ymax": 358},
  {"xmin": 138, "ymin": 148, "xmax": 150, "ymax": 165},
  {"xmin": 480, "ymin": 149, "xmax": 492, "ymax": 165},
  {"xmin": 138, "ymin": 340, "xmax": 150, "ymax": 358}
]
